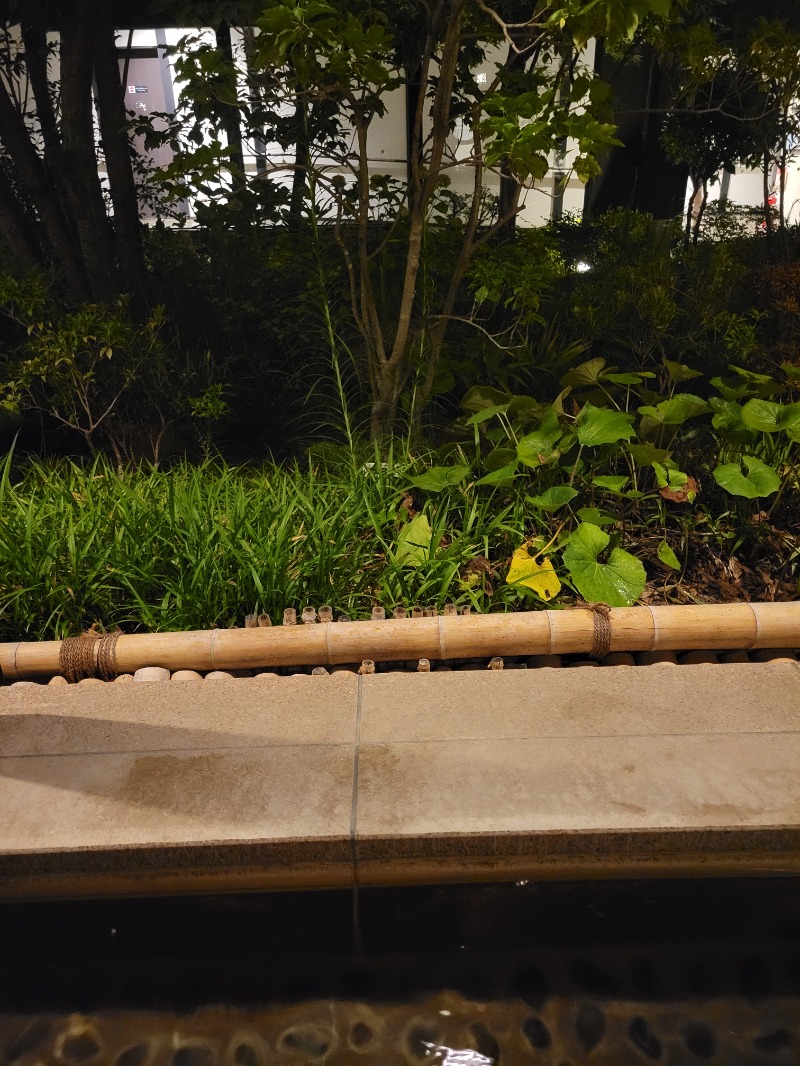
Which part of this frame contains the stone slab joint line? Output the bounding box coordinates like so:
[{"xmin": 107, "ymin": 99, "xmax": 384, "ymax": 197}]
[{"xmin": 350, "ymin": 674, "xmax": 363, "ymax": 884}]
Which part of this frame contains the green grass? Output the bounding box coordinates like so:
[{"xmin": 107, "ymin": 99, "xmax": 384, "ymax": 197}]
[
  {"xmin": 0, "ymin": 448, "xmax": 536, "ymax": 641},
  {"xmin": 1, "ymin": 444, "xmax": 796, "ymax": 643}
]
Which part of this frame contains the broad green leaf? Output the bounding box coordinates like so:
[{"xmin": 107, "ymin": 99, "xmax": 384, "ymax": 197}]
[
  {"xmin": 664, "ymin": 359, "xmax": 703, "ymax": 384},
  {"xmin": 638, "ymin": 394, "xmax": 709, "ymax": 425},
  {"xmin": 395, "ymin": 514, "xmax": 433, "ymax": 566},
  {"xmin": 529, "ymin": 485, "xmax": 579, "ymax": 511},
  {"xmin": 718, "ymin": 366, "xmax": 780, "ymax": 399},
  {"xmin": 712, "ymin": 456, "xmax": 781, "ymax": 499},
  {"xmin": 741, "ymin": 399, "xmax": 800, "ymax": 434},
  {"xmin": 627, "ymin": 442, "xmax": 671, "ymax": 466},
  {"xmin": 475, "ymin": 461, "xmax": 519, "ymax": 486},
  {"xmin": 407, "ymin": 465, "xmax": 470, "ymax": 491},
  {"xmin": 575, "ymin": 403, "xmax": 635, "ymax": 447},
  {"xmin": 710, "ymin": 375, "xmax": 751, "ymax": 401},
  {"xmin": 710, "ymin": 399, "xmax": 748, "ymax": 435},
  {"xmin": 506, "ymin": 546, "xmax": 561, "ymax": 601},
  {"xmin": 657, "ymin": 540, "xmax": 681, "ymax": 570},
  {"xmin": 484, "ymin": 447, "xmax": 517, "ymax": 471},
  {"xmin": 517, "ymin": 407, "xmax": 562, "ymax": 467},
  {"xmin": 729, "ymin": 365, "xmax": 778, "ymax": 387},
  {"xmin": 560, "ymin": 357, "xmax": 607, "ymax": 389},
  {"xmin": 652, "ymin": 462, "xmax": 687, "ymax": 490},
  {"xmin": 592, "ymin": 475, "xmax": 629, "ymax": 493},
  {"xmin": 605, "ymin": 371, "xmax": 654, "ymax": 385},
  {"xmin": 506, "ymin": 395, "xmax": 542, "ymax": 420},
  {"xmin": 576, "ymin": 506, "xmax": 616, "ymax": 526},
  {"xmin": 466, "ymin": 403, "xmax": 509, "ymax": 426},
  {"xmin": 461, "ymin": 385, "xmax": 509, "ymax": 413},
  {"xmin": 562, "ymin": 523, "xmax": 647, "ymax": 606}
]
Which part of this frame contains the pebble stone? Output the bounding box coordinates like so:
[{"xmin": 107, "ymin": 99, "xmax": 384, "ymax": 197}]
[{"xmin": 133, "ymin": 667, "xmax": 171, "ymax": 683}]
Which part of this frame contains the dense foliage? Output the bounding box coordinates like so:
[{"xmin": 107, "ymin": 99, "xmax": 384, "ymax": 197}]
[{"xmin": 0, "ymin": 0, "xmax": 797, "ymax": 632}]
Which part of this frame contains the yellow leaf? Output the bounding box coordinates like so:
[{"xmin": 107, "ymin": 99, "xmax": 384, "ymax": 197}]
[{"xmin": 505, "ymin": 545, "xmax": 561, "ymax": 600}]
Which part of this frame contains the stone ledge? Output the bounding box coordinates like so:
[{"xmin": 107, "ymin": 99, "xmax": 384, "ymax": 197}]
[{"xmin": 0, "ymin": 665, "xmax": 798, "ymax": 899}]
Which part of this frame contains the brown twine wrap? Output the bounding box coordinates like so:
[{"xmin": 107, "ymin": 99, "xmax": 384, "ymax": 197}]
[
  {"xmin": 97, "ymin": 632, "xmax": 120, "ymax": 681},
  {"xmin": 59, "ymin": 631, "xmax": 119, "ymax": 683},
  {"xmin": 575, "ymin": 601, "xmax": 613, "ymax": 660}
]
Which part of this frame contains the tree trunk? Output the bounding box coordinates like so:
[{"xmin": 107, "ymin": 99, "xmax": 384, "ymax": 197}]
[
  {"xmin": 0, "ymin": 78, "xmax": 90, "ymax": 301},
  {"xmin": 59, "ymin": 0, "xmax": 116, "ymax": 300},
  {"xmin": 0, "ymin": 166, "xmax": 44, "ymax": 271},
  {"xmin": 92, "ymin": 9, "xmax": 146, "ymax": 299},
  {"xmin": 370, "ymin": 367, "xmax": 401, "ymax": 441},
  {"xmin": 288, "ymin": 93, "xmax": 307, "ymax": 230},
  {"xmin": 366, "ymin": 0, "xmax": 466, "ymax": 438},
  {"xmin": 692, "ymin": 179, "xmax": 708, "ymax": 243},
  {"xmin": 214, "ymin": 22, "xmax": 246, "ymax": 189},
  {"xmin": 496, "ymin": 45, "xmax": 525, "ymax": 241}
]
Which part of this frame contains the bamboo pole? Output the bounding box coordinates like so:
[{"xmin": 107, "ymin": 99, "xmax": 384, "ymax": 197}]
[{"xmin": 0, "ymin": 602, "xmax": 798, "ymax": 681}]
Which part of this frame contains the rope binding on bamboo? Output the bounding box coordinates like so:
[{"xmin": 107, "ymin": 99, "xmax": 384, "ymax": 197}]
[
  {"xmin": 59, "ymin": 631, "xmax": 120, "ymax": 683},
  {"xmin": 577, "ymin": 601, "xmax": 613, "ymax": 660}
]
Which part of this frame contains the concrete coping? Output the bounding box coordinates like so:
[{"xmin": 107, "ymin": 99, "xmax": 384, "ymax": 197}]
[{"xmin": 0, "ymin": 661, "xmax": 798, "ymax": 899}]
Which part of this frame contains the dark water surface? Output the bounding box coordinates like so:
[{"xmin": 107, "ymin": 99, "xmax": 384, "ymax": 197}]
[{"xmin": 1, "ymin": 877, "xmax": 798, "ymax": 1063}]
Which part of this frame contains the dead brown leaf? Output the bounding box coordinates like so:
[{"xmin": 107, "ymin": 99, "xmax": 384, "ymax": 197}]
[
  {"xmin": 398, "ymin": 492, "xmax": 416, "ymax": 517},
  {"xmin": 464, "ymin": 555, "xmax": 493, "ymax": 577},
  {"xmin": 659, "ymin": 475, "xmax": 699, "ymax": 503}
]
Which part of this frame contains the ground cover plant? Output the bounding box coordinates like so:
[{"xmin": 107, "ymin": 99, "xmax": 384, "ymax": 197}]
[{"xmin": 0, "ymin": 404, "xmax": 796, "ymax": 641}]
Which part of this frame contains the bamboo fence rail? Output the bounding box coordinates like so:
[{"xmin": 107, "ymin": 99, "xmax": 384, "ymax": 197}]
[{"xmin": 1, "ymin": 602, "xmax": 798, "ymax": 681}]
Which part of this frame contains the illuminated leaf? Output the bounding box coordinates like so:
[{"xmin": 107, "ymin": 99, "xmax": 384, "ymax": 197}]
[
  {"xmin": 506, "ymin": 545, "xmax": 561, "ymax": 600},
  {"xmin": 529, "ymin": 485, "xmax": 578, "ymax": 511},
  {"xmin": 657, "ymin": 540, "xmax": 681, "ymax": 570},
  {"xmin": 395, "ymin": 514, "xmax": 432, "ymax": 566},
  {"xmin": 575, "ymin": 404, "xmax": 635, "ymax": 447},
  {"xmin": 407, "ymin": 465, "xmax": 470, "ymax": 491},
  {"xmin": 562, "ymin": 523, "xmax": 646, "ymax": 606},
  {"xmin": 712, "ymin": 456, "xmax": 780, "ymax": 498}
]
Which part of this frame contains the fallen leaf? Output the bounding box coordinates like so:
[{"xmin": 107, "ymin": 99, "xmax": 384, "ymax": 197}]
[
  {"xmin": 506, "ymin": 546, "xmax": 562, "ymax": 600},
  {"xmin": 464, "ymin": 555, "xmax": 493, "ymax": 576},
  {"xmin": 660, "ymin": 475, "xmax": 699, "ymax": 503},
  {"xmin": 399, "ymin": 492, "xmax": 416, "ymax": 517}
]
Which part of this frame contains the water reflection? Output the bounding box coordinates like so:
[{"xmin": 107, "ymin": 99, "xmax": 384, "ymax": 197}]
[{"xmin": 423, "ymin": 1043, "xmax": 494, "ymax": 1065}]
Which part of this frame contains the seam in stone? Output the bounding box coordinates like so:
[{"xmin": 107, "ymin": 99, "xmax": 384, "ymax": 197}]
[
  {"xmin": 350, "ymin": 674, "xmax": 363, "ymax": 885},
  {"xmin": 1, "ymin": 740, "xmax": 355, "ymax": 761},
  {"xmin": 353, "ymin": 728, "xmax": 799, "ymax": 746}
]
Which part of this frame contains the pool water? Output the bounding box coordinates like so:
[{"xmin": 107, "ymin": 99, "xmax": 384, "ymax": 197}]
[{"xmin": 1, "ymin": 877, "xmax": 798, "ymax": 1064}]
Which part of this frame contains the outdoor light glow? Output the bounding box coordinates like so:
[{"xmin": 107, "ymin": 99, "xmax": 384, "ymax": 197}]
[
  {"xmin": 575, "ymin": 260, "xmax": 592, "ymax": 272},
  {"xmin": 475, "ymin": 72, "xmax": 488, "ymax": 84}
]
